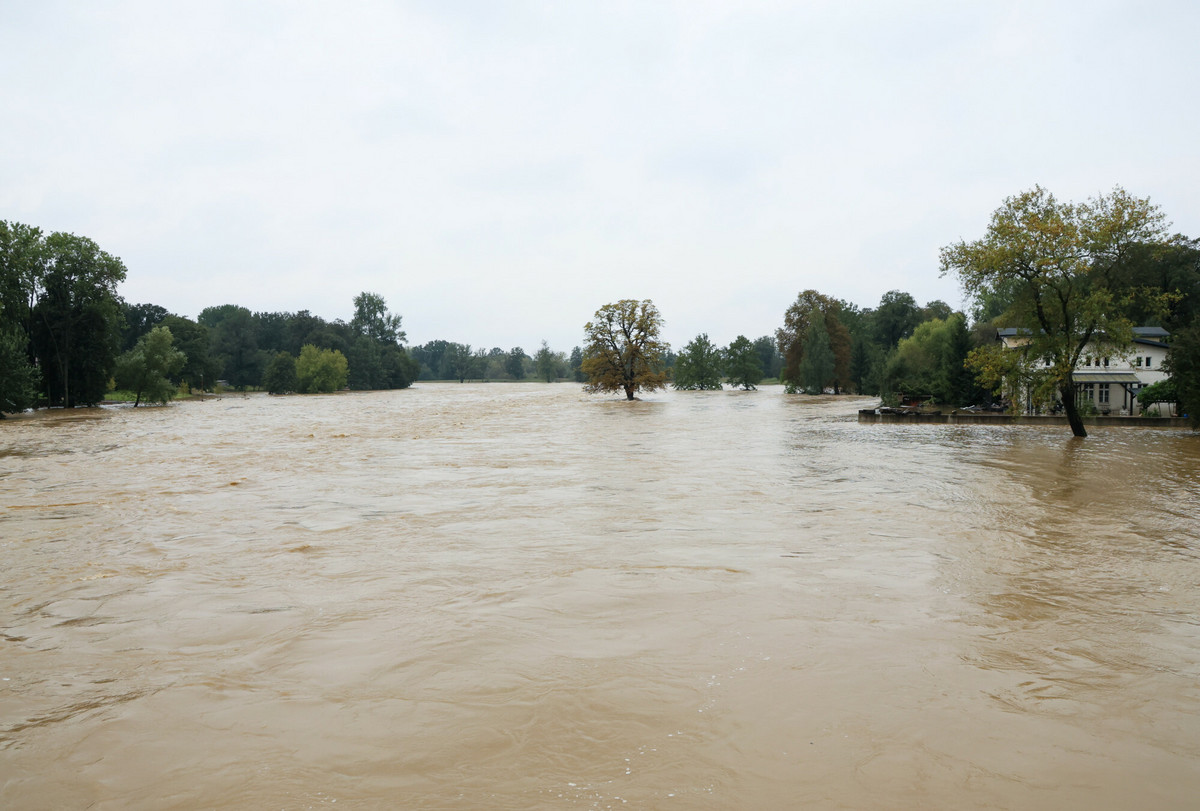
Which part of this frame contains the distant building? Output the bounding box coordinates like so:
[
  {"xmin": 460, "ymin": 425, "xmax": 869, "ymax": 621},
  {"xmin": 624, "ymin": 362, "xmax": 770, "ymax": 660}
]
[{"xmin": 997, "ymin": 327, "xmax": 1170, "ymax": 415}]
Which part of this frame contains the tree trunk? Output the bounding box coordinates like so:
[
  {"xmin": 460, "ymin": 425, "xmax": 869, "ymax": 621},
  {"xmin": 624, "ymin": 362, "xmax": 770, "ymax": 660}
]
[
  {"xmin": 624, "ymin": 383, "xmax": 635, "ymax": 400},
  {"xmin": 1060, "ymin": 381, "xmax": 1088, "ymax": 438}
]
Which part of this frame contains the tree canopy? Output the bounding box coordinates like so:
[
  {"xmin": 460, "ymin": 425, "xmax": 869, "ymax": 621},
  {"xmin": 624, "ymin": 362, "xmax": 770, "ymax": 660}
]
[
  {"xmin": 114, "ymin": 325, "xmax": 186, "ymax": 406},
  {"xmin": 582, "ymin": 299, "xmax": 669, "ymax": 400},
  {"xmin": 777, "ymin": 290, "xmax": 851, "ymax": 394},
  {"xmin": 941, "ymin": 185, "xmax": 1174, "ymax": 436},
  {"xmin": 724, "ymin": 335, "xmax": 763, "ymax": 391},
  {"xmin": 296, "ymin": 344, "xmax": 349, "ymax": 393},
  {"xmin": 882, "ymin": 314, "xmax": 979, "ymax": 406},
  {"xmin": 796, "ymin": 313, "xmax": 835, "ymax": 394},
  {"xmin": 673, "ymin": 333, "xmax": 723, "ymax": 390}
]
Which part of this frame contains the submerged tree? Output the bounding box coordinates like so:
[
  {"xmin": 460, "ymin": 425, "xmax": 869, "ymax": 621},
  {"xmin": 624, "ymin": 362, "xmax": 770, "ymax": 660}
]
[
  {"xmin": 673, "ymin": 333, "xmax": 723, "ymax": 390},
  {"xmin": 30, "ymin": 232, "xmax": 127, "ymax": 406},
  {"xmin": 0, "ymin": 327, "xmax": 39, "ymax": 414},
  {"xmin": 264, "ymin": 351, "xmax": 298, "ymax": 394},
  {"xmin": 1165, "ymin": 326, "xmax": 1200, "ymax": 427},
  {"xmin": 796, "ymin": 313, "xmax": 835, "ymax": 394},
  {"xmin": 534, "ymin": 340, "xmax": 562, "ymax": 382},
  {"xmin": 581, "ymin": 299, "xmax": 669, "ymax": 400},
  {"xmin": 296, "ymin": 344, "xmax": 348, "ymax": 393},
  {"xmin": 724, "ymin": 335, "xmax": 763, "ymax": 391},
  {"xmin": 114, "ymin": 325, "xmax": 186, "ymax": 406},
  {"xmin": 942, "ymin": 186, "xmax": 1175, "ymax": 437},
  {"xmin": 777, "ymin": 290, "xmax": 851, "ymax": 394}
]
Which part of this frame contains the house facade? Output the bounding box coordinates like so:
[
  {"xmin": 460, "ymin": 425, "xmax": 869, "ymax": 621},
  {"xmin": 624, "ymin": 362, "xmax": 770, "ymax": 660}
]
[{"xmin": 997, "ymin": 327, "xmax": 1170, "ymax": 415}]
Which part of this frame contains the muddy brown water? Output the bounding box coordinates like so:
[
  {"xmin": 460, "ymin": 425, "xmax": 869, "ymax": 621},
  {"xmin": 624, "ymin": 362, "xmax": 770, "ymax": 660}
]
[{"xmin": 2, "ymin": 383, "xmax": 1199, "ymax": 810}]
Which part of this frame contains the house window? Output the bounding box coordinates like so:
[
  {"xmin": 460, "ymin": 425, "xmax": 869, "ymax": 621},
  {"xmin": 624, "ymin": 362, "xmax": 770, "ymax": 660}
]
[
  {"xmin": 1146, "ymin": 356, "xmax": 1152, "ymax": 368},
  {"xmin": 1136, "ymin": 357, "xmax": 1143, "ymax": 366},
  {"xmin": 1082, "ymin": 384, "xmax": 1095, "ymax": 401},
  {"xmin": 1104, "ymin": 357, "xmax": 1109, "ymax": 367},
  {"xmin": 1099, "ymin": 384, "xmax": 1110, "ymax": 404}
]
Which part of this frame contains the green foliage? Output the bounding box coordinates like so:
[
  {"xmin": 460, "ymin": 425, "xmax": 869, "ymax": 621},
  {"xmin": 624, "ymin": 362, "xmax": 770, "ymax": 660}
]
[
  {"xmin": 582, "ymin": 299, "xmax": 669, "ymax": 400},
  {"xmin": 795, "ymin": 313, "xmax": 835, "ymax": 394},
  {"xmin": 874, "ymin": 290, "xmax": 922, "ymax": 348},
  {"xmin": 120, "ymin": 302, "xmax": 169, "ymax": 352},
  {"xmin": 673, "ymin": 333, "xmax": 723, "ymax": 390},
  {"xmin": 159, "ymin": 314, "xmax": 218, "ymax": 392},
  {"xmin": 751, "ymin": 335, "xmax": 781, "ymax": 380},
  {"xmin": 506, "ymin": 347, "xmax": 528, "ymax": 380},
  {"xmin": 724, "ymin": 335, "xmax": 762, "ymax": 391},
  {"xmin": 114, "ymin": 326, "xmax": 186, "ymax": 407},
  {"xmin": 942, "ymin": 185, "xmax": 1175, "ymax": 436},
  {"xmin": 777, "ymin": 290, "xmax": 851, "ymax": 393},
  {"xmin": 204, "ymin": 304, "xmax": 261, "ymax": 389},
  {"xmin": 883, "ymin": 314, "xmax": 980, "ymax": 406},
  {"xmin": 1164, "ymin": 326, "xmax": 1200, "ymax": 427},
  {"xmin": 350, "ymin": 292, "xmax": 405, "ymax": 346},
  {"xmin": 30, "ymin": 231, "xmax": 127, "ymax": 407},
  {"xmin": 448, "ymin": 343, "xmax": 474, "ymax": 382},
  {"xmin": 264, "ymin": 351, "xmax": 298, "ymax": 394},
  {"xmin": 0, "ymin": 327, "xmax": 39, "ymax": 414},
  {"xmin": 568, "ymin": 345, "xmax": 585, "ymax": 382},
  {"xmin": 534, "ymin": 340, "xmax": 562, "ymax": 382},
  {"xmin": 296, "ymin": 344, "xmax": 348, "ymax": 393},
  {"xmin": 0, "ymin": 222, "xmax": 45, "ymax": 340},
  {"xmin": 849, "ymin": 334, "xmax": 886, "ymax": 396},
  {"xmin": 1135, "ymin": 378, "xmax": 1176, "ymax": 405}
]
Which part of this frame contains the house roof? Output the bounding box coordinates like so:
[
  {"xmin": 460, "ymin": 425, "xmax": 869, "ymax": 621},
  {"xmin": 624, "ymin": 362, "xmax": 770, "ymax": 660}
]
[
  {"xmin": 1071, "ymin": 372, "xmax": 1141, "ymax": 384},
  {"xmin": 997, "ymin": 326, "xmax": 1170, "ymax": 340}
]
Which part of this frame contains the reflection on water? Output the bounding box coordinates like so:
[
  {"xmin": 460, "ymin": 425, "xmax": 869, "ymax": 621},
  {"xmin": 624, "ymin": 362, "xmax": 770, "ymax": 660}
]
[{"xmin": 2, "ymin": 383, "xmax": 1199, "ymax": 809}]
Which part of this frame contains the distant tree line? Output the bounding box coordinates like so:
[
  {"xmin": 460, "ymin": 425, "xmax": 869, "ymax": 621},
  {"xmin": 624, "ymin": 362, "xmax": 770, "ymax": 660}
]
[
  {"xmin": 6, "ymin": 190, "xmax": 1200, "ymax": 428},
  {"xmin": 1, "ymin": 219, "xmax": 420, "ymax": 413}
]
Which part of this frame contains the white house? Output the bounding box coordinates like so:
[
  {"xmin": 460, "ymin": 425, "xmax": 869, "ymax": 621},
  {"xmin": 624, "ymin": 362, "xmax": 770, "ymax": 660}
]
[{"xmin": 997, "ymin": 327, "xmax": 1170, "ymax": 415}]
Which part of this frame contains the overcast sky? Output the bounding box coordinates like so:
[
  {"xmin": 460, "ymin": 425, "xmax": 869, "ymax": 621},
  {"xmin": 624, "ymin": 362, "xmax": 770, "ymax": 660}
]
[{"xmin": 3, "ymin": 1, "xmax": 1198, "ymax": 352}]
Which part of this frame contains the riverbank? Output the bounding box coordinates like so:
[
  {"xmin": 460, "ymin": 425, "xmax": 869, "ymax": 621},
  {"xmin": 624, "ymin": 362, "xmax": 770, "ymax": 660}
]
[{"xmin": 859, "ymin": 408, "xmax": 1193, "ymax": 428}]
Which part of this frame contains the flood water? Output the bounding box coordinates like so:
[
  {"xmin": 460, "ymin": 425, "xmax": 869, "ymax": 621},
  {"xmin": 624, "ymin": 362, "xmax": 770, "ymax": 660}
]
[{"xmin": 2, "ymin": 382, "xmax": 1199, "ymax": 810}]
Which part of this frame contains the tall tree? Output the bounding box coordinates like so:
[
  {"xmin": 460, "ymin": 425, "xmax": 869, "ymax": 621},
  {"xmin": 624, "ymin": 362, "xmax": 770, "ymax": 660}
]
[
  {"xmin": 874, "ymin": 290, "xmax": 922, "ymax": 348},
  {"xmin": 0, "ymin": 221, "xmax": 45, "ymax": 412},
  {"xmin": 777, "ymin": 290, "xmax": 851, "ymax": 393},
  {"xmin": 941, "ymin": 185, "xmax": 1174, "ymax": 436},
  {"xmin": 673, "ymin": 333, "xmax": 723, "ymax": 390},
  {"xmin": 204, "ymin": 305, "xmax": 261, "ymax": 389},
  {"xmin": 796, "ymin": 314, "xmax": 835, "ymax": 394},
  {"xmin": 581, "ymin": 299, "xmax": 669, "ymax": 400},
  {"xmin": 1164, "ymin": 326, "xmax": 1200, "ymax": 428},
  {"xmin": 114, "ymin": 325, "xmax": 186, "ymax": 406},
  {"xmin": 568, "ymin": 345, "xmax": 585, "ymax": 382},
  {"xmin": 448, "ymin": 343, "xmax": 474, "ymax": 383},
  {"xmin": 506, "ymin": 347, "xmax": 528, "ymax": 379},
  {"xmin": 724, "ymin": 335, "xmax": 763, "ymax": 391},
  {"xmin": 159, "ymin": 314, "xmax": 217, "ymax": 392},
  {"xmin": 534, "ymin": 340, "xmax": 560, "ymax": 382},
  {"xmin": 751, "ymin": 335, "xmax": 781, "ymax": 380},
  {"xmin": 120, "ymin": 302, "xmax": 169, "ymax": 351},
  {"xmin": 351, "ymin": 292, "xmax": 405, "ymax": 346},
  {"xmin": 0, "ymin": 221, "xmax": 46, "ymax": 342},
  {"xmin": 0, "ymin": 327, "xmax": 39, "ymax": 414},
  {"xmin": 31, "ymin": 232, "xmax": 127, "ymax": 407}
]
